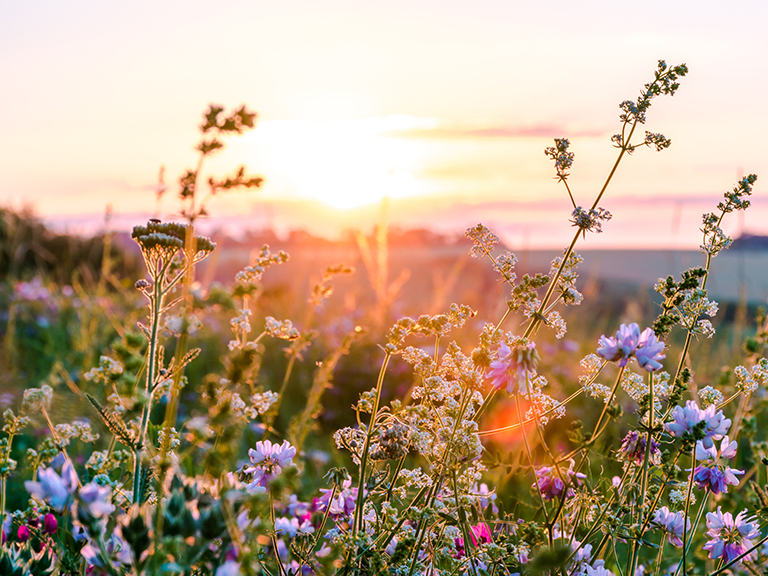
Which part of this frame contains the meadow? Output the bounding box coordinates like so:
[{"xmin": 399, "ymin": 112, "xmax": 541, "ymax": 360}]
[{"xmin": 1, "ymin": 60, "xmax": 768, "ymax": 576}]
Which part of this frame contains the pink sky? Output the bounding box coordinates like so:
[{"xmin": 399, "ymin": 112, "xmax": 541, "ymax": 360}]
[{"xmin": 1, "ymin": 0, "xmax": 767, "ymax": 248}]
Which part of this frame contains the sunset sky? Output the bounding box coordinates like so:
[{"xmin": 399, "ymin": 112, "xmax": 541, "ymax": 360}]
[{"xmin": 2, "ymin": 0, "xmax": 767, "ymax": 248}]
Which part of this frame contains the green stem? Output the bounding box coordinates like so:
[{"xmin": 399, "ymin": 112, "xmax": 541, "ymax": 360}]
[
  {"xmin": 353, "ymin": 352, "xmax": 391, "ymax": 536},
  {"xmin": 133, "ymin": 270, "xmax": 164, "ymax": 504}
]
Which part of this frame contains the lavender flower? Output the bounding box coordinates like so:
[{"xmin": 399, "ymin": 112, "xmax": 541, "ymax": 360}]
[
  {"xmin": 703, "ymin": 508, "xmax": 760, "ymax": 563},
  {"xmin": 245, "ymin": 439, "xmax": 297, "ymax": 488},
  {"xmin": 635, "ymin": 328, "xmax": 665, "ymax": 371},
  {"xmin": 651, "ymin": 506, "xmax": 689, "ymax": 547},
  {"xmin": 318, "ymin": 478, "xmax": 357, "ymax": 518},
  {"xmin": 486, "ymin": 340, "xmax": 539, "ymax": 394},
  {"xmin": 534, "ymin": 459, "xmax": 586, "ymax": 501},
  {"xmin": 597, "ymin": 323, "xmax": 641, "ymax": 367},
  {"xmin": 665, "ymin": 400, "xmax": 731, "ymax": 449},
  {"xmin": 617, "ymin": 430, "xmax": 660, "ymax": 466},
  {"xmin": 692, "ymin": 436, "xmax": 744, "ymax": 494},
  {"xmin": 24, "ymin": 461, "xmax": 79, "ymax": 512}
]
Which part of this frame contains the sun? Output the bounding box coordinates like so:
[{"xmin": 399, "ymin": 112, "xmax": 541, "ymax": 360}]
[{"xmin": 252, "ymin": 116, "xmax": 425, "ymax": 210}]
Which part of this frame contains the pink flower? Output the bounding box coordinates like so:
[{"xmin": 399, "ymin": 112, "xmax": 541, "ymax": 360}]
[
  {"xmin": 245, "ymin": 439, "xmax": 297, "ymax": 488},
  {"xmin": 703, "ymin": 508, "xmax": 760, "ymax": 563},
  {"xmin": 651, "ymin": 506, "xmax": 689, "ymax": 547},
  {"xmin": 534, "ymin": 459, "xmax": 586, "ymax": 500},
  {"xmin": 486, "ymin": 341, "xmax": 539, "ymax": 394},
  {"xmin": 318, "ymin": 479, "xmax": 357, "ymax": 518},
  {"xmin": 43, "ymin": 513, "xmax": 58, "ymax": 535},
  {"xmin": 17, "ymin": 525, "xmax": 31, "ymax": 542}
]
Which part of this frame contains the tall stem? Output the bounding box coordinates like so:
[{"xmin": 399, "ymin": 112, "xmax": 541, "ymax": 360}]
[
  {"xmin": 133, "ymin": 274, "xmax": 164, "ymax": 504},
  {"xmin": 352, "ymin": 352, "xmax": 391, "ymax": 536}
]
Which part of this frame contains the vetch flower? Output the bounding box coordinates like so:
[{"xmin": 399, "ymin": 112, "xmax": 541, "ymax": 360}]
[
  {"xmin": 703, "ymin": 508, "xmax": 760, "ymax": 563},
  {"xmin": 665, "ymin": 400, "xmax": 731, "ymax": 449},
  {"xmin": 635, "ymin": 328, "xmax": 665, "ymax": 371},
  {"xmin": 24, "ymin": 461, "xmax": 79, "ymax": 512},
  {"xmin": 617, "ymin": 430, "xmax": 660, "ymax": 466},
  {"xmin": 245, "ymin": 439, "xmax": 297, "ymax": 488},
  {"xmin": 318, "ymin": 478, "xmax": 357, "ymax": 518},
  {"xmin": 486, "ymin": 340, "xmax": 539, "ymax": 394},
  {"xmin": 597, "ymin": 323, "xmax": 641, "ymax": 367},
  {"xmin": 692, "ymin": 436, "xmax": 744, "ymax": 494},
  {"xmin": 651, "ymin": 506, "xmax": 689, "ymax": 547},
  {"xmin": 534, "ymin": 459, "xmax": 586, "ymax": 500}
]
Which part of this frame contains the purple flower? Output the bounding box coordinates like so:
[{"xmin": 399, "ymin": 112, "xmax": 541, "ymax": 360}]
[
  {"xmin": 703, "ymin": 508, "xmax": 760, "ymax": 563},
  {"xmin": 651, "ymin": 506, "xmax": 689, "ymax": 547},
  {"xmin": 486, "ymin": 340, "xmax": 539, "ymax": 394},
  {"xmin": 43, "ymin": 513, "xmax": 58, "ymax": 535},
  {"xmin": 245, "ymin": 439, "xmax": 297, "ymax": 488},
  {"xmin": 692, "ymin": 436, "xmax": 744, "ymax": 494},
  {"xmin": 77, "ymin": 483, "xmax": 115, "ymax": 519},
  {"xmin": 617, "ymin": 430, "xmax": 660, "ymax": 466},
  {"xmin": 665, "ymin": 401, "xmax": 731, "ymax": 449},
  {"xmin": 597, "ymin": 323, "xmax": 641, "ymax": 367},
  {"xmin": 318, "ymin": 479, "xmax": 357, "ymax": 518},
  {"xmin": 635, "ymin": 328, "xmax": 665, "ymax": 371},
  {"xmin": 24, "ymin": 461, "xmax": 79, "ymax": 512},
  {"xmin": 534, "ymin": 459, "xmax": 586, "ymax": 501},
  {"xmin": 17, "ymin": 525, "xmax": 31, "ymax": 542}
]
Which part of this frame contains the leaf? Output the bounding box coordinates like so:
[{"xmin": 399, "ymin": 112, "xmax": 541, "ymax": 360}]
[{"xmin": 86, "ymin": 394, "xmax": 135, "ymax": 449}]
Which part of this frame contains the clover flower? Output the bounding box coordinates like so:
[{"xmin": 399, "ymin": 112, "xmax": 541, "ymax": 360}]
[
  {"xmin": 245, "ymin": 439, "xmax": 297, "ymax": 488},
  {"xmin": 486, "ymin": 340, "xmax": 539, "ymax": 394},
  {"xmin": 703, "ymin": 508, "xmax": 760, "ymax": 563},
  {"xmin": 24, "ymin": 461, "xmax": 79, "ymax": 512},
  {"xmin": 534, "ymin": 459, "xmax": 586, "ymax": 501},
  {"xmin": 617, "ymin": 430, "xmax": 660, "ymax": 466},
  {"xmin": 651, "ymin": 506, "xmax": 690, "ymax": 547},
  {"xmin": 665, "ymin": 400, "xmax": 731, "ymax": 449}
]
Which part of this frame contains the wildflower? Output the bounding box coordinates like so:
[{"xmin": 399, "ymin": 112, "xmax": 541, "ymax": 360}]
[
  {"xmin": 245, "ymin": 439, "xmax": 297, "ymax": 488},
  {"xmin": 544, "ymin": 138, "xmax": 575, "ymax": 181},
  {"xmin": 274, "ymin": 516, "xmax": 314, "ymax": 537},
  {"xmin": 617, "ymin": 430, "xmax": 660, "ymax": 466},
  {"xmin": 77, "ymin": 482, "xmax": 115, "ymax": 519},
  {"xmin": 692, "ymin": 436, "xmax": 743, "ymax": 494},
  {"xmin": 651, "ymin": 506, "xmax": 689, "ymax": 547},
  {"xmin": 585, "ymin": 560, "xmax": 615, "ymax": 576},
  {"xmin": 635, "ymin": 328, "xmax": 665, "ymax": 371},
  {"xmin": 698, "ymin": 386, "xmax": 723, "ymax": 408},
  {"xmin": 318, "ymin": 478, "xmax": 357, "ymax": 518},
  {"xmin": 486, "ymin": 340, "xmax": 539, "ymax": 394},
  {"xmin": 570, "ymin": 207, "xmax": 612, "ymax": 236},
  {"xmin": 597, "ymin": 323, "xmax": 641, "ymax": 367},
  {"xmin": 24, "ymin": 461, "xmax": 79, "ymax": 512},
  {"xmin": 703, "ymin": 508, "xmax": 760, "ymax": 563},
  {"xmin": 665, "ymin": 400, "xmax": 731, "ymax": 449},
  {"xmin": 17, "ymin": 525, "xmax": 31, "ymax": 542},
  {"xmin": 534, "ymin": 459, "xmax": 586, "ymax": 500},
  {"xmin": 43, "ymin": 513, "xmax": 57, "ymax": 535}
]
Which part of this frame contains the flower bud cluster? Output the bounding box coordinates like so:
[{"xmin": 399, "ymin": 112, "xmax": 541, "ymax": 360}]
[
  {"xmin": 235, "ymin": 244, "xmax": 289, "ymax": 284},
  {"xmin": 465, "ymin": 224, "xmax": 499, "ymax": 258},
  {"xmin": 544, "ymin": 138, "xmax": 575, "ymax": 182}
]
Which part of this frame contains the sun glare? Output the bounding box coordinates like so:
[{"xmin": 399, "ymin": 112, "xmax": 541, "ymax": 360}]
[{"xmin": 250, "ymin": 116, "xmax": 428, "ymax": 210}]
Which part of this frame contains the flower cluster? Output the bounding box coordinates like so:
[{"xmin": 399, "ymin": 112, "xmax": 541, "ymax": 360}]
[{"xmin": 596, "ymin": 323, "xmax": 665, "ymax": 371}]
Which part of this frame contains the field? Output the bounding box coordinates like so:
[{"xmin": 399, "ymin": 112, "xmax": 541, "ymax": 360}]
[{"xmin": 2, "ymin": 61, "xmax": 768, "ymax": 576}]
